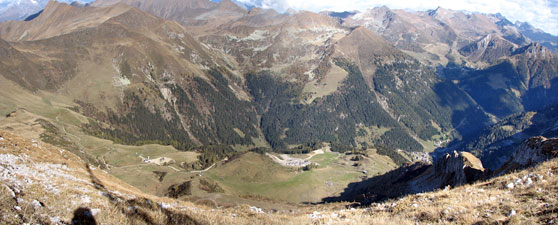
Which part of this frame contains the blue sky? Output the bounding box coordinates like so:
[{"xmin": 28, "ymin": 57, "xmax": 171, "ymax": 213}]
[{"xmin": 235, "ymin": 0, "xmax": 558, "ymax": 35}]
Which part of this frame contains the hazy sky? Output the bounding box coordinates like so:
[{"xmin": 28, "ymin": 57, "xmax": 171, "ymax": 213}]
[
  {"xmin": 0, "ymin": 0, "xmax": 555, "ymax": 35},
  {"xmin": 235, "ymin": 0, "xmax": 558, "ymax": 35}
]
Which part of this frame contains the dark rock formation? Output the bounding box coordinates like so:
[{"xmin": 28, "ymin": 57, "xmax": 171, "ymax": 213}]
[
  {"xmin": 496, "ymin": 137, "xmax": 558, "ymax": 175},
  {"xmin": 327, "ymin": 136, "xmax": 558, "ymax": 205},
  {"xmin": 325, "ymin": 151, "xmax": 486, "ymax": 204},
  {"xmin": 433, "ymin": 151, "xmax": 486, "ymax": 187}
]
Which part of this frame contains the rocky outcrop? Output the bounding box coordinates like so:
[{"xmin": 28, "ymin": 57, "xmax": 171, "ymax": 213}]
[
  {"xmin": 409, "ymin": 151, "xmax": 486, "ymax": 194},
  {"xmin": 331, "ymin": 135, "xmax": 558, "ymax": 205},
  {"xmin": 332, "ymin": 136, "xmax": 558, "ymax": 205},
  {"xmin": 432, "ymin": 151, "xmax": 486, "ymax": 187},
  {"xmin": 327, "ymin": 150, "xmax": 486, "ymax": 204},
  {"xmin": 497, "ymin": 136, "xmax": 558, "ymax": 175},
  {"xmin": 459, "ymin": 34, "xmax": 516, "ymax": 64}
]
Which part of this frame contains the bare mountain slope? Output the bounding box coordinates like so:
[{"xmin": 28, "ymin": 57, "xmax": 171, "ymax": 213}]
[
  {"xmin": 0, "ymin": 38, "xmax": 46, "ymax": 90},
  {"xmin": 0, "ymin": 1, "xmax": 132, "ymax": 42},
  {"xmin": 516, "ymin": 21, "xmax": 558, "ymax": 52},
  {"xmin": 0, "ymin": 2, "xmax": 264, "ymax": 155},
  {"xmin": 335, "ymin": 26, "xmax": 404, "ymax": 85},
  {"xmin": 92, "ymin": 0, "xmax": 247, "ymax": 32},
  {"xmin": 0, "ymin": 1, "xmax": 495, "ymax": 155},
  {"xmin": 459, "ymin": 34, "xmax": 517, "ymax": 65},
  {"xmin": 443, "ymin": 40, "xmax": 558, "ymax": 118},
  {"xmin": 343, "ymin": 7, "xmax": 528, "ymax": 65}
]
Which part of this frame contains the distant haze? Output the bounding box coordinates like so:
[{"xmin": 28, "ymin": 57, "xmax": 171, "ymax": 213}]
[
  {"xmin": 234, "ymin": 0, "xmax": 558, "ymax": 36},
  {"xmin": 0, "ymin": 0, "xmax": 95, "ymax": 21}
]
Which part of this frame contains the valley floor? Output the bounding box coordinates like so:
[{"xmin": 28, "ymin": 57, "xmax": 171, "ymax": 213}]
[{"xmin": 0, "ymin": 80, "xmax": 397, "ymax": 208}]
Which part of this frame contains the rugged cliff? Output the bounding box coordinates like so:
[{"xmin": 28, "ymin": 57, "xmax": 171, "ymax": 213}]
[
  {"xmin": 497, "ymin": 136, "xmax": 558, "ymax": 175},
  {"xmin": 328, "ymin": 136, "xmax": 557, "ymax": 205}
]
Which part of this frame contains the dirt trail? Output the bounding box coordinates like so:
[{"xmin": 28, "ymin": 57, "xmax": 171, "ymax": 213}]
[{"xmin": 189, "ymin": 158, "xmax": 228, "ymax": 173}]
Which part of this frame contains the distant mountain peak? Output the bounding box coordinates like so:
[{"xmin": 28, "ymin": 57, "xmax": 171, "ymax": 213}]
[
  {"xmin": 217, "ymin": 0, "xmax": 246, "ymax": 12},
  {"xmin": 490, "ymin": 13, "xmax": 514, "ymax": 27},
  {"xmin": 514, "ymin": 21, "xmax": 558, "ymax": 52},
  {"xmin": 491, "ymin": 12, "xmax": 506, "ymax": 20},
  {"xmin": 427, "ymin": 6, "xmax": 453, "ymax": 17},
  {"xmin": 0, "ymin": 1, "xmax": 134, "ymax": 41},
  {"xmin": 69, "ymin": 1, "xmax": 90, "ymax": 7},
  {"xmin": 513, "ymin": 42, "xmax": 553, "ymax": 59},
  {"xmin": 285, "ymin": 8, "xmax": 296, "ymax": 15},
  {"xmin": 515, "ymin": 21, "xmax": 537, "ymax": 31},
  {"xmin": 0, "ymin": 0, "xmax": 97, "ymax": 22},
  {"xmin": 371, "ymin": 5, "xmax": 392, "ymax": 15},
  {"xmin": 375, "ymin": 5, "xmax": 390, "ymax": 11},
  {"xmin": 43, "ymin": 0, "xmax": 70, "ymax": 9}
]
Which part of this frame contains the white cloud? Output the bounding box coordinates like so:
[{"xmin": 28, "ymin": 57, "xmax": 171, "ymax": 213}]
[{"xmin": 235, "ymin": 0, "xmax": 558, "ymax": 35}]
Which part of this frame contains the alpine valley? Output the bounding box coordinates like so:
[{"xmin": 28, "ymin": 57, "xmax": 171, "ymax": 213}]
[{"xmin": 0, "ymin": 1, "xmax": 557, "ymax": 224}]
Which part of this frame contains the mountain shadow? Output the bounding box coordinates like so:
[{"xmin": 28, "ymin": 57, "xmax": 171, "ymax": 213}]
[
  {"xmin": 432, "ymin": 79, "xmax": 491, "ymax": 140},
  {"xmin": 322, "ymin": 161, "xmax": 433, "ymax": 205},
  {"xmin": 322, "ymin": 150, "xmax": 488, "ymax": 206},
  {"xmin": 452, "ymin": 103, "xmax": 558, "ymax": 170},
  {"xmin": 323, "ymin": 136, "xmax": 558, "ymax": 206}
]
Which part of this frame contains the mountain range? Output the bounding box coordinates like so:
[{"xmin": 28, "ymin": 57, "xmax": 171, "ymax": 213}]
[
  {"xmin": 1, "ymin": 0, "xmax": 557, "ymax": 169},
  {"xmin": 0, "ymin": 0, "xmax": 557, "ymax": 223}
]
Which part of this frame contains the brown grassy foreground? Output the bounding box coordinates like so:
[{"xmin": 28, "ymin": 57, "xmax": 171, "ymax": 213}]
[{"xmin": 0, "ymin": 130, "xmax": 556, "ymax": 224}]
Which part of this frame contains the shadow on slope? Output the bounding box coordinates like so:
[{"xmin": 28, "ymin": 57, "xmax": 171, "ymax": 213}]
[
  {"xmin": 454, "ymin": 103, "xmax": 558, "ymax": 170},
  {"xmin": 323, "ymin": 135, "xmax": 558, "ymax": 207},
  {"xmin": 322, "ymin": 162, "xmax": 432, "ymax": 206},
  {"xmin": 432, "ymin": 79, "xmax": 491, "ymax": 139},
  {"xmin": 321, "ymin": 151, "xmax": 487, "ymax": 206}
]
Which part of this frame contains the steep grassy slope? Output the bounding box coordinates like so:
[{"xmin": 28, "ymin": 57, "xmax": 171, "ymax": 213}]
[
  {"xmin": 0, "ymin": 2, "xmax": 266, "ymax": 157},
  {"xmin": 0, "ymin": 38, "xmax": 47, "ymax": 90},
  {"xmin": 0, "ymin": 1, "xmax": 133, "ymax": 42},
  {"xmin": 92, "ymin": 0, "xmax": 246, "ymax": 31},
  {"xmin": 0, "ymin": 73, "xmax": 204, "ymax": 197}
]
